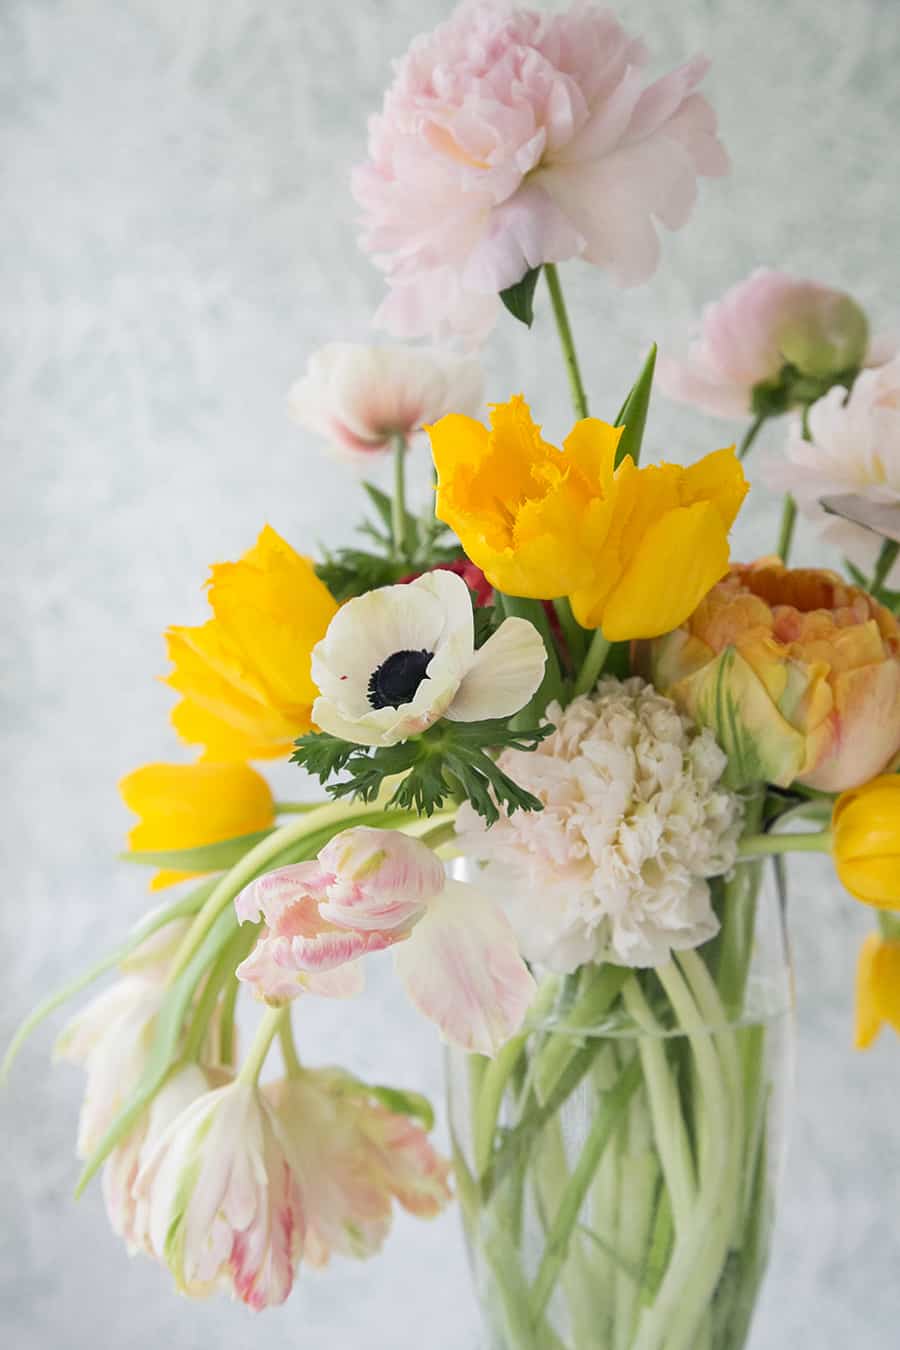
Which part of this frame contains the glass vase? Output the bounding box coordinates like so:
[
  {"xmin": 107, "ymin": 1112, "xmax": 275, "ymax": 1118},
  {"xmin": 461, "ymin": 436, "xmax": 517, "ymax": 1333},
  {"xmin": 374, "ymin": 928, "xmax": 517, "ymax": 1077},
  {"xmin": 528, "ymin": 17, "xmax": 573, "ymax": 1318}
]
[{"xmin": 445, "ymin": 858, "xmax": 794, "ymax": 1350}]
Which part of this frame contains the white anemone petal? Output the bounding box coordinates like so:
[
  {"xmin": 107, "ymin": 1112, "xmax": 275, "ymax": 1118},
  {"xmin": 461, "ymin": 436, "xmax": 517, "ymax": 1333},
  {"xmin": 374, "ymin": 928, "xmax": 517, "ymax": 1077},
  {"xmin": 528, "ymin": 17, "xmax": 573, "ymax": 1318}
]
[{"xmin": 446, "ymin": 617, "xmax": 547, "ymax": 722}]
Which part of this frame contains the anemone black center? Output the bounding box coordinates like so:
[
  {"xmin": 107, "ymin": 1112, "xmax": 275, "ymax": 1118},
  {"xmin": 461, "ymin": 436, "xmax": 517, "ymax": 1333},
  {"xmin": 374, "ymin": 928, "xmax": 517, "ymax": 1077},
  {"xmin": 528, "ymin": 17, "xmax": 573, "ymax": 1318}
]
[{"xmin": 367, "ymin": 649, "xmax": 434, "ymax": 710}]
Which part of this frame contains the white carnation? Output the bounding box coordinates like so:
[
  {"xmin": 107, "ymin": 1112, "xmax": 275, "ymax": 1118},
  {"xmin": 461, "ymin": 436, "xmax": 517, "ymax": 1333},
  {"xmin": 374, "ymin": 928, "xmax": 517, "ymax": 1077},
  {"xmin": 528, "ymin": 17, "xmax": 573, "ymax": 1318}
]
[{"xmin": 455, "ymin": 677, "xmax": 743, "ymax": 970}]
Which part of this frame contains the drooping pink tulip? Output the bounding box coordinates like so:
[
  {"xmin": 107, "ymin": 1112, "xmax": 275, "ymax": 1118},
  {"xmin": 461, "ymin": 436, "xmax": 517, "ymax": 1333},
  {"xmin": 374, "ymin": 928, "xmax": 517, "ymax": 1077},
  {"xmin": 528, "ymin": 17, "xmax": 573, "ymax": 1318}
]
[{"xmin": 236, "ymin": 827, "xmax": 535, "ymax": 1055}]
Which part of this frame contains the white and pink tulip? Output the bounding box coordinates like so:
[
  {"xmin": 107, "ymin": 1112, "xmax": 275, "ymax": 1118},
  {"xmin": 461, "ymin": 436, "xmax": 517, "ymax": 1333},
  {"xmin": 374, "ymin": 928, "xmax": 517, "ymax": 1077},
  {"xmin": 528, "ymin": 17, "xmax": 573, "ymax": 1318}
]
[
  {"xmin": 134, "ymin": 1080, "xmax": 305, "ymax": 1309},
  {"xmin": 236, "ymin": 827, "xmax": 535, "ymax": 1056}
]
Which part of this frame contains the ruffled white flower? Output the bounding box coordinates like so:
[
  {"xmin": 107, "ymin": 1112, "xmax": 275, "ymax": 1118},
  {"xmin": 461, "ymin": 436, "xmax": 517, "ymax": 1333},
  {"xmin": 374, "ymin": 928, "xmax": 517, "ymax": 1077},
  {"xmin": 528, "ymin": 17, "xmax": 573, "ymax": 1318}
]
[
  {"xmin": 455, "ymin": 677, "xmax": 743, "ymax": 970},
  {"xmin": 288, "ymin": 343, "xmax": 483, "ymax": 459},
  {"xmin": 311, "ymin": 568, "xmax": 546, "ymax": 747},
  {"xmin": 766, "ymin": 354, "xmax": 900, "ymax": 586}
]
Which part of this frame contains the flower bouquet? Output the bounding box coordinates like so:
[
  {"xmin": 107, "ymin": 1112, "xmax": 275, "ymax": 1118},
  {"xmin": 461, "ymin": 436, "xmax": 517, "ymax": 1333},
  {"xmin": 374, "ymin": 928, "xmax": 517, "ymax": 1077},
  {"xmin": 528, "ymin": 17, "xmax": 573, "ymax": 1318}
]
[{"xmin": 7, "ymin": 4, "xmax": 900, "ymax": 1349}]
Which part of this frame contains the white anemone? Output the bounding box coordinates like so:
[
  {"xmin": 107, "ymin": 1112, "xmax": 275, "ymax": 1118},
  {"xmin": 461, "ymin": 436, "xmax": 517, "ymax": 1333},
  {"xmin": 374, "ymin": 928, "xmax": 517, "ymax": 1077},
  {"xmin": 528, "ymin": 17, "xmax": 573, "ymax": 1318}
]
[{"xmin": 310, "ymin": 569, "xmax": 546, "ymax": 748}]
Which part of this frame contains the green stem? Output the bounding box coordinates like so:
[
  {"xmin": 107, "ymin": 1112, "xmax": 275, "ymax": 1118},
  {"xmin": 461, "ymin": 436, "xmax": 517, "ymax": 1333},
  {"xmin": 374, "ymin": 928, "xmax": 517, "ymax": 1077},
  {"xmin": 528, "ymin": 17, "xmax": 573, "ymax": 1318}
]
[
  {"xmin": 777, "ymin": 494, "xmax": 798, "ymax": 563},
  {"xmin": 737, "ymin": 413, "xmax": 767, "ymax": 461},
  {"xmin": 279, "ymin": 1013, "xmax": 303, "ymax": 1078},
  {"xmin": 238, "ymin": 1007, "xmax": 285, "ymax": 1086},
  {"xmin": 181, "ymin": 926, "xmax": 249, "ymax": 1064},
  {"xmin": 553, "ymin": 596, "xmax": 588, "ymax": 669},
  {"xmin": 544, "ymin": 263, "xmax": 589, "ymax": 421},
  {"xmin": 871, "ymin": 538, "xmax": 900, "ymax": 594},
  {"xmin": 529, "ymin": 1057, "xmax": 641, "ymax": 1325},
  {"xmin": 274, "ymin": 801, "xmax": 327, "ymax": 814},
  {"xmin": 218, "ymin": 976, "xmax": 239, "ymax": 1066},
  {"xmin": 472, "ymin": 976, "xmax": 561, "ymax": 1178},
  {"xmin": 392, "ymin": 432, "xmax": 409, "ymax": 561},
  {"xmin": 739, "ymin": 828, "xmax": 832, "ymax": 858},
  {"xmin": 573, "ymin": 629, "xmax": 611, "ymax": 699},
  {"xmin": 622, "ymin": 978, "xmax": 696, "ymax": 1234}
]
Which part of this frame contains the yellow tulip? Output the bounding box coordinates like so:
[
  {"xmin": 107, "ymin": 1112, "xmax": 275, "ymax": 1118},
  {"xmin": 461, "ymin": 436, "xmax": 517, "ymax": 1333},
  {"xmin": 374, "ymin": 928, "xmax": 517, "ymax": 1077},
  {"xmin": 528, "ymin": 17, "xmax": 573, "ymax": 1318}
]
[
  {"xmin": 833, "ymin": 775, "xmax": 900, "ymax": 909},
  {"xmin": 165, "ymin": 526, "xmax": 338, "ymax": 760},
  {"xmin": 428, "ymin": 396, "xmax": 746, "ymax": 640},
  {"xmin": 120, "ymin": 761, "xmax": 275, "ymax": 890},
  {"xmin": 854, "ymin": 931, "xmax": 900, "ymax": 1049}
]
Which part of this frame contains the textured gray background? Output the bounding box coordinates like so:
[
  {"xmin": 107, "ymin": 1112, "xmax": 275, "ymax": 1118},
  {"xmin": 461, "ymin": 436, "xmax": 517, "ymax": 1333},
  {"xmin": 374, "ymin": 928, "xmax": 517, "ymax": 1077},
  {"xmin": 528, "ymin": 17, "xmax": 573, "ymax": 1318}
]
[{"xmin": 3, "ymin": 0, "xmax": 900, "ymax": 1346}]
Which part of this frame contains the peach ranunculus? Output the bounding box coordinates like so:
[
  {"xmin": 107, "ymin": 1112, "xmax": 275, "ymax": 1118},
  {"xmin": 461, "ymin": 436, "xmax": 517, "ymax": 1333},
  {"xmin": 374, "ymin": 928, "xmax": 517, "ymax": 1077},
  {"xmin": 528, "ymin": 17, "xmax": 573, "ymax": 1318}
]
[
  {"xmin": 236, "ymin": 827, "xmax": 535, "ymax": 1055},
  {"xmin": 429, "ymin": 395, "xmax": 747, "ymax": 640},
  {"xmin": 658, "ymin": 268, "xmax": 877, "ymax": 419},
  {"xmin": 288, "ymin": 343, "xmax": 483, "ymax": 459},
  {"xmin": 165, "ymin": 526, "xmax": 338, "ymax": 761},
  {"xmin": 266, "ymin": 1071, "xmax": 451, "ymax": 1266},
  {"xmin": 354, "ymin": 2, "xmax": 727, "ymax": 341},
  {"xmin": 641, "ymin": 561, "xmax": 900, "ymax": 792}
]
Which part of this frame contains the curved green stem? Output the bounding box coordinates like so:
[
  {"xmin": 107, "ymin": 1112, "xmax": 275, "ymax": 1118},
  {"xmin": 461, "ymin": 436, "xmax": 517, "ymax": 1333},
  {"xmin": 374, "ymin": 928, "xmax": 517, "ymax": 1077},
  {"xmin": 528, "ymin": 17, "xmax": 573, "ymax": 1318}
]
[
  {"xmin": 279, "ymin": 1013, "xmax": 303, "ymax": 1079},
  {"xmin": 738, "ymin": 413, "xmax": 767, "ymax": 461},
  {"xmin": 238, "ymin": 1007, "xmax": 286, "ymax": 1087},
  {"xmin": 544, "ymin": 263, "xmax": 589, "ymax": 420},
  {"xmin": 739, "ymin": 828, "xmax": 832, "ymax": 858},
  {"xmin": 573, "ymin": 629, "xmax": 611, "ymax": 699},
  {"xmin": 777, "ymin": 494, "xmax": 798, "ymax": 563},
  {"xmin": 392, "ymin": 433, "xmax": 409, "ymax": 561}
]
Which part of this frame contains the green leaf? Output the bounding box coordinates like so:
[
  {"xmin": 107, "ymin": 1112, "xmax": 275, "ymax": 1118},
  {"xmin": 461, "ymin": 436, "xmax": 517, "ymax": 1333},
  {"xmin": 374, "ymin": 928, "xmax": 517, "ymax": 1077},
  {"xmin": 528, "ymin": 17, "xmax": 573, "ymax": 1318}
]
[
  {"xmin": 291, "ymin": 731, "xmax": 360, "ymax": 781},
  {"xmin": 473, "ymin": 604, "xmax": 502, "ymax": 650},
  {"xmin": 613, "ymin": 343, "xmax": 657, "ymax": 468},
  {"xmin": 119, "ymin": 831, "xmax": 274, "ymax": 872},
  {"xmin": 500, "ymin": 266, "xmax": 542, "ymax": 328},
  {"xmin": 75, "ymin": 905, "xmax": 240, "ymax": 1195},
  {"xmin": 1, "ymin": 880, "xmax": 216, "ymax": 1084},
  {"xmin": 361, "ymin": 481, "xmax": 395, "ymax": 534},
  {"xmin": 368, "ymin": 1085, "xmax": 436, "ymax": 1132}
]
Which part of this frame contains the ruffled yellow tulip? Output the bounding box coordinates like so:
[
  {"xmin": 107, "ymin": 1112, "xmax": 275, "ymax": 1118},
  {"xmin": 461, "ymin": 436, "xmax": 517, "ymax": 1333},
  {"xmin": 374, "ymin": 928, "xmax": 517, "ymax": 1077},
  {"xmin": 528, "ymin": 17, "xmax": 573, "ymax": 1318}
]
[
  {"xmin": 855, "ymin": 930, "xmax": 900, "ymax": 1048},
  {"xmin": 165, "ymin": 526, "xmax": 338, "ymax": 760},
  {"xmin": 120, "ymin": 761, "xmax": 275, "ymax": 890},
  {"xmin": 833, "ymin": 775, "xmax": 900, "ymax": 909},
  {"xmin": 428, "ymin": 396, "xmax": 746, "ymax": 640}
]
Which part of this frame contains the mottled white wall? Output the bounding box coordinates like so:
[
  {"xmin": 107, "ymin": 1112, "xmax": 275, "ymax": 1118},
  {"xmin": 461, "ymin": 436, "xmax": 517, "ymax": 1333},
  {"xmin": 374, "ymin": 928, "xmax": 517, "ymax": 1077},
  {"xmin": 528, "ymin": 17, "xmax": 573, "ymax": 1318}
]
[{"xmin": 3, "ymin": 1, "xmax": 900, "ymax": 1346}]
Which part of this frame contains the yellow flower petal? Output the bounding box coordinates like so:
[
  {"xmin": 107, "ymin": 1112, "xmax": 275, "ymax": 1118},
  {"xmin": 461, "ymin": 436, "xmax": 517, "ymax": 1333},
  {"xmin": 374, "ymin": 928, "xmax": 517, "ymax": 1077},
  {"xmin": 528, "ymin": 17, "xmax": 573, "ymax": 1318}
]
[
  {"xmin": 834, "ymin": 775, "xmax": 900, "ymax": 908},
  {"xmin": 580, "ymin": 500, "xmax": 731, "ymax": 640},
  {"xmin": 165, "ymin": 526, "xmax": 338, "ymax": 761},
  {"xmin": 854, "ymin": 932, "xmax": 900, "ymax": 1049},
  {"xmin": 430, "ymin": 398, "xmax": 747, "ymax": 640},
  {"xmin": 120, "ymin": 761, "xmax": 275, "ymax": 890}
]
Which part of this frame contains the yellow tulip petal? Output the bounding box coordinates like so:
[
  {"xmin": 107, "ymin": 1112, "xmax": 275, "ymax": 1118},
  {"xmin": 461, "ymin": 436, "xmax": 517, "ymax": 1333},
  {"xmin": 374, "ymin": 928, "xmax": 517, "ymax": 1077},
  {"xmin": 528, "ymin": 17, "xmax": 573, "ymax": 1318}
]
[
  {"xmin": 681, "ymin": 447, "xmax": 748, "ymax": 529},
  {"xmin": 595, "ymin": 501, "xmax": 731, "ymax": 642},
  {"xmin": 120, "ymin": 761, "xmax": 275, "ymax": 889},
  {"xmin": 854, "ymin": 933, "xmax": 900, "ymax": 1049},
  {"xmin": 164, "ymin": 526, "xmax": 336, "ymax": 761}
]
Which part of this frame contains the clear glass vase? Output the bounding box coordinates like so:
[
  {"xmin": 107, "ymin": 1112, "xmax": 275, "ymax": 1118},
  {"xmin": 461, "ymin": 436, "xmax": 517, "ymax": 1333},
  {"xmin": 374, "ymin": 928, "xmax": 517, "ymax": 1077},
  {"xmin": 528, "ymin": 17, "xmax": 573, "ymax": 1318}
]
[{"xmin": 445, "ymin": 858, "xmax": 794, "ymax": 1350}]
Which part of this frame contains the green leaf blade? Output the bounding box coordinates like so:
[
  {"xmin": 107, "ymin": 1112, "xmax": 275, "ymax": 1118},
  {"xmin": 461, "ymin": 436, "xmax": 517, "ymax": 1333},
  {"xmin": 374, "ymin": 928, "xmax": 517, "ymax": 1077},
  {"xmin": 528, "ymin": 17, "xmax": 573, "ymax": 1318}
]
[{"xmin": 500, "ymin": 266, "xmax": 542, "ymax": 328}]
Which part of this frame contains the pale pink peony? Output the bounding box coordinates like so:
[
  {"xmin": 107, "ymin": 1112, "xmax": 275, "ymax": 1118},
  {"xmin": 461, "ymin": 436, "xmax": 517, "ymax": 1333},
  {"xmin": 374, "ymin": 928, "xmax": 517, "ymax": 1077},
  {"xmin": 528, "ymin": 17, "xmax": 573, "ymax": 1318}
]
[
  {"xmin": 236, "ymin": 826, "xmax": 535, "ymax": 1055},
  {"xmin": 354, "ymin": 1, "xmax": 727, "ymax": 341},
  {"xmin": 659, "ymin": 268, "xmax": 880, "ymax": 419},
  {"xmin": 266, "ymin": 1071, "xmax": 451, "ymax": 1267},
  {"xmin": 767, "ymin": 354, "xmax": 900, "ymax": 587},
  {"xmin": 288, "ymin": 343, "xmax": 483, "ymax": 458}
]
